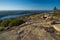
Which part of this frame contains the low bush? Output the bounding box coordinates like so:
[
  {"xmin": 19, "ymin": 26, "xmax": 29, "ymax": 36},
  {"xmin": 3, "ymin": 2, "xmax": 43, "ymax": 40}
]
[{"xmin": 0, "ymin": 27, "xmax": 4, "ymax": 31}]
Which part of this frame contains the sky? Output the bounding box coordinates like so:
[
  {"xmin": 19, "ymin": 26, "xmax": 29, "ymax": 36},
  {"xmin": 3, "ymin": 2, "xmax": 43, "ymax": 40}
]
[{"xmin": 0, "ymin": 0, "xmax": 60, "ymax": 10}]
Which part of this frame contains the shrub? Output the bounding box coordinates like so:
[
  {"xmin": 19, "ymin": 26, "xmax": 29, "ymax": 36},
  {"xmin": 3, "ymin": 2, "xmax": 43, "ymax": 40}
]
[
  {"xmin": 8, "ymin": 19, "xmax": 25, "ymax": 27},
  {"xmin": 0, "ymin": 27, "xmax": 4, "ymax": 31},
  {"xmin": 1, "ymin": 20, "xmax": 10, "ymax": 27}
]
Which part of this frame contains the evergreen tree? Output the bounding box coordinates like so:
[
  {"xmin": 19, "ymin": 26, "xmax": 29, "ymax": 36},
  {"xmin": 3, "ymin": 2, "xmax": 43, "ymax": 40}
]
[
  {"xmin": 54, "ymin": 6, "xmax": 57, "ymax": 12},
  {"xmin": 53, "ymin": 7, "xmax": 57, "ymax": 16}
]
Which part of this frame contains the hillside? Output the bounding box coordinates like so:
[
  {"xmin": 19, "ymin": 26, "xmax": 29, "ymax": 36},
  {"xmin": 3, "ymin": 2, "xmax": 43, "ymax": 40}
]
[{"xmin": 0, "ymin": 13, "xmax": 60, "ymax": 40}]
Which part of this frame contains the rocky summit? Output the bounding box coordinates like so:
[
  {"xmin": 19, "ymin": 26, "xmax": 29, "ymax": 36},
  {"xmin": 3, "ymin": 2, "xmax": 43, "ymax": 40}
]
[{"xmin": 0, "ymin": 13, "xmax": 60, "ymax": 40}]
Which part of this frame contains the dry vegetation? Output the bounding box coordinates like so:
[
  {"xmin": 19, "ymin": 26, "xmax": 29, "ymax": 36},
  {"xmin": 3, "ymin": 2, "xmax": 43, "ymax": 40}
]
[{"xmin": 0, "ymin": 11, "xmax": 60, "ymax": 40}]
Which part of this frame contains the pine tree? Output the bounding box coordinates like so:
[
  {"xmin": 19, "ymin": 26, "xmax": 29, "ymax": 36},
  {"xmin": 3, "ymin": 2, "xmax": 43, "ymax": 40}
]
[
  {"xmin": 54, "ymin": 7, "xmax": 57, "ymax": 12},
  {"xmin": 53, "ymin": 7, "xmax": 57, "ymax": 16}
]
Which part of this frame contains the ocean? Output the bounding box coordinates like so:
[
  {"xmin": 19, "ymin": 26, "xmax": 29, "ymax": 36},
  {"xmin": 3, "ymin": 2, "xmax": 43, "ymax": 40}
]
[{"xmin": 0, "ymin": 10, "xmax": 52, "ymax": 20}]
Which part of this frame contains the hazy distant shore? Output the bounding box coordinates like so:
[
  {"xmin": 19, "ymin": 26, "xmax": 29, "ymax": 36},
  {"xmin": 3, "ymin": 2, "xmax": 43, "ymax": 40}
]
[{"xmin": 0, "ymin": 10, "xmax": 52, "ymax": 20}]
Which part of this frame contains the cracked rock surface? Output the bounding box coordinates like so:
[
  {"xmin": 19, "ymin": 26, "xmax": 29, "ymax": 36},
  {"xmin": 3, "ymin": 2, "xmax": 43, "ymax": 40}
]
[{"xmin": 0, "ymin": 14, "xmax": 60, "ymax": 40}]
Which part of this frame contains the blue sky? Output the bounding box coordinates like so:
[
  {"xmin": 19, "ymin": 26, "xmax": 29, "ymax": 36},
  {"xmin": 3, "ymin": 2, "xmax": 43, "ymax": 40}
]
[{"xmin": 0, "ymin": 0, "xmax": 60, "ymax": 10}]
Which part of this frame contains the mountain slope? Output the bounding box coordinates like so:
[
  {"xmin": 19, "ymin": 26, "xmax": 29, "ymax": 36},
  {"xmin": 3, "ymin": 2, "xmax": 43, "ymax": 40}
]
[{"xmin": 0, "ymin": 13, "xmax": 60, "ymax": 40}]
